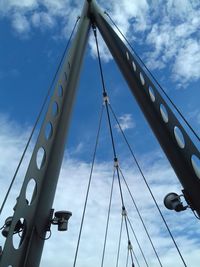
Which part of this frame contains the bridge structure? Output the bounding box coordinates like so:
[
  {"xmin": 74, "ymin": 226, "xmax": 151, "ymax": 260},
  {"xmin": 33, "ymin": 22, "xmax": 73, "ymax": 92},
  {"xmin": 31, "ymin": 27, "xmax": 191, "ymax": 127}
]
[{"xmin": 0, "ymin": 0, "xmax": 200, "ymax": 266}]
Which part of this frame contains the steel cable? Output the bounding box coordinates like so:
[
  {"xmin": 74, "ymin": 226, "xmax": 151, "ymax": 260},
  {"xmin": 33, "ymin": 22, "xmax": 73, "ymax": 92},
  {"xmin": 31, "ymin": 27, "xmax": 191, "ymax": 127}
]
[
  {"xmin": 127, "ymin": 216, "xmax": 149, "ymax": 267},
  {"xmin": 73, "ymin": 105, "xmax": 105, "ymax": 267},
  {"xmin": 116, "ymin": 215, "xmax": 124, "ymax": 267},
  {"xmin": 101, "ymin": 168, "xmax": 116, "ymax": 267},
  {"xmin": 126, "ymin": 246, "xmax": 130, "ymax": 267},
  {"xmin": 110, "ymin": 103, "xmax": 187, "ymax": 266},
  {"xmin": 93, "ymin": 24, "xmax": 140, "ymax": 267},
  {"xmin": 118, "ymin": 167, "xmax": 163, "ymax": 266}
]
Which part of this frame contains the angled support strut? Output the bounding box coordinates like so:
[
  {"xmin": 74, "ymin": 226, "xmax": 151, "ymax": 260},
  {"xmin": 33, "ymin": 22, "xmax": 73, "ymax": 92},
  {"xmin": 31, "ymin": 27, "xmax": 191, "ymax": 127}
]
[
  {"xmin": 89, "ymin": 1, "xmax": 200, "ymax": 215},
  {"xmin": 0, "ymin": 1, "xmax": 91, "ymax": 266}
]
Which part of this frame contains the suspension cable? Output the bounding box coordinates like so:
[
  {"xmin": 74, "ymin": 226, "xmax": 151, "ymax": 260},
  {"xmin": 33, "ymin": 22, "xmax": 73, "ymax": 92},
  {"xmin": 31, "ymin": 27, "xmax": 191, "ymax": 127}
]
[
  {"xmin": 126, "ymin": 246, "xmax": 130, "ymax": 267},
  {"xmin": 92, "ymin": 23, "xmax": 139, "ymax": 267},
  {"xmin": 116, "ymin": 214, "xmax": 124, "ymax": 267},
  {"xmin": 127, "ymin": 215, "xmax": 149, "ymax": 267},
  {"xmin": 120, "ymin": 169, "xmax": 186, "ymax": 266},
  {"xmin": 123, "ymin": 208, "xmax": 140, "ymax": 267},
  {"xmin": 118, "ymin": 167, "xmax": 163, "ymax": 267},
  {"xmin": 104, "ymin": 11, "xmax": 200, "ymax": 142},
  {"xmin": 110, "ymin": 103, "xmax": 186, "ymax": 266},
  {"xmin": 117, "ymin": 173, "xmax": 139, "ymax": 267},
  {"xmin": 101, "ymin": 168, "xmax": 116, "ymax": 267},
  {"xmin": 73, "ymin": 104, "xmax": 104, "ymax": 267},
  {"xmin": 0, "ymin": 16, "xmax": 80, "ymax": 216}
]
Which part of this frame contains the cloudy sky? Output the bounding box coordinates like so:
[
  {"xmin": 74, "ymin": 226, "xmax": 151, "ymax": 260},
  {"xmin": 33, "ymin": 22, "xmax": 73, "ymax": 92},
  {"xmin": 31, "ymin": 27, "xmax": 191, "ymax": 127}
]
[{"xmin": 0, "ymin": 0, "xmax": 200, "ymax": 266}]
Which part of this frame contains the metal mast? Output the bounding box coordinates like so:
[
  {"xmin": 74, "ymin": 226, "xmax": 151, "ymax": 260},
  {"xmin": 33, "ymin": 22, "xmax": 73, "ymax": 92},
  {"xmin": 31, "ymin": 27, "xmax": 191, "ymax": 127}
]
[
  {"xmin": 0, "ymin": 0, "xmax": 200, "ymax": 266},
  {"xmin": 89, "ymin": 0, "xmax": 200, "ymax": 214},
  {"xmin": 0, "ymin": 1, "xmax": 91, "ymax": 266}
]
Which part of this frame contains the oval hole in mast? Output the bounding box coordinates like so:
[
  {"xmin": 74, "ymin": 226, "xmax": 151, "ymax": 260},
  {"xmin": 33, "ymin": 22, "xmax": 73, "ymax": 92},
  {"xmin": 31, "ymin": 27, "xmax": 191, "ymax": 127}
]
[
  {"xmin": 26, "ymin": 179, "xmax": 37, "ymax": 205},
  {"xmin": 174, "ymin": 126, "xmax": 185, "ymax": 149},
  {"xmin": 58, "ymin": 85, "xmax": 63, "ymax": 97},
  {"xmin": 132, "ymin": 61, "xmax": 136, "ymax": 72},
  {"xmin": 126, "ymin": 51, "xmax": 130, "ymax": 60},
  {"xmin": 149, "ymin": 86, "xmax": 155, "ymax": 102},
  {"xmin": 45, "ymin": 122, "xmax": 53, "ymax": 140},
  {"xmin": 52, "ymin": 102, "xmax": 59, "ymax": 117},
  {"xmin": 140, "ymin": 72, "xmax": 145, "ymax": 85},
  {"xmin": 191, "ymin": 155, "xmax": 200, "ymax": 179},
  {"xmin": 160, "ymin": 104, "xmax": 169, "ymax": 123},
  {"xmin": 36, "ymin": 147, "xmax": 46, "ymax": 170}
]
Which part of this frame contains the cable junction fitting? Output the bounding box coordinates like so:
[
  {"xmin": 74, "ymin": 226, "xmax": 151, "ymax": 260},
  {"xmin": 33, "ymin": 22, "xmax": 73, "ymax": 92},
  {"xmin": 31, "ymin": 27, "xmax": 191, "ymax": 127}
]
[
  {"xmin": 103, "ymin": 92, "xmax": 110, "ymax": 104},
  {"xmin": 114, "ymin": 157, "xmax": 119, "ymax": 168},
  {"xmin": 122, "ymin": 206, "xmax": 127, "ymax": 217},
  {"xmin": 128, "ymin": 240, "xmax": 133, "ymax": 251}
]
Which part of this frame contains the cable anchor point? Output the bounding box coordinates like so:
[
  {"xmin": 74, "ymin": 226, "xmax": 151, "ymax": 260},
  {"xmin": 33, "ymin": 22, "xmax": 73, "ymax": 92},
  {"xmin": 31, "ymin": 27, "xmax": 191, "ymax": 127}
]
[
  {"xmin": 122, "ymin": 206, "xmax": 127, "ymax": 217},
  {"xmin": 128, "ymin": 240, "xmax": 133, "ymax": 250},
  {"xmin": 114, "ymin": 157, "xmax": 119, "ymax": 167},
  {"xmin": 103, "ymin": 91, "xmax": 110, "ymax": 105},
  {"xmin": 90, "ymin": 15, "xmax": 97, "ymax": 33}
]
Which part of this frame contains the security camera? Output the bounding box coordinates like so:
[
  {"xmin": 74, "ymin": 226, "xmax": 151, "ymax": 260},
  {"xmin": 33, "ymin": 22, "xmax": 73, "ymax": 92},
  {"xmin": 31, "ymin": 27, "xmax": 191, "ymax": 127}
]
[
  {"xmin": 51, "ymin": 211, "xmax": 72, "ymax": 231},
  {"xmin": 164, "ymin": 193, "xmax": 187, "ymax": 212}
]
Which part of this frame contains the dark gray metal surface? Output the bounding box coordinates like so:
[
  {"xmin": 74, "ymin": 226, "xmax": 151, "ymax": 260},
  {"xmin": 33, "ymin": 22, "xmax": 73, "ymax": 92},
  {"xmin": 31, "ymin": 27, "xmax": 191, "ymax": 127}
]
[
  {"xmin": 90, "ymin": 1, "xmax": 200, "ymax": 215},
  {"xmin": 0, "ymin": 1, "xmax": 91, "ymax": 266}
]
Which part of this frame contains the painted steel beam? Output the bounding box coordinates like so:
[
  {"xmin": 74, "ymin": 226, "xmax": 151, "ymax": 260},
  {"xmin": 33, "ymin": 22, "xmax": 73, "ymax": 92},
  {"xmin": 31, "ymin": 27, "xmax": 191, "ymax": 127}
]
[
  {"xmin": 0, "ymin": 1, "xmax": 91, "ymax": 266},
  {"xmin": 89, "ymin": 1, "xmax": 200, "ymax": 215}
]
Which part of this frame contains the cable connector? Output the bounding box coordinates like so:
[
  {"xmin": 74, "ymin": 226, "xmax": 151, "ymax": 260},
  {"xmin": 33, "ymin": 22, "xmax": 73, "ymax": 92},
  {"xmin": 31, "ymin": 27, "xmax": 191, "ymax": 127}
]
[
  {"xmin": 91, "ymin": 18, "xmax": 97, "ymax": 36},
  {"xmin": 122, "ymin": 206, "xmax": 127, "ymax": 217},
  {"xmin": 103, "ymin": 91, "xmax": 110, "ymax": 104},
  {"xmin": 114, "ymin": 157, "xmax": 119, "ymax": 167},
  {"xmin": 92, "ymin": 23, "xmax": 96, "ymax": 31},
  {"xmin": 128, "ymin": 240, "xmax": 133, "ymax": 250}
]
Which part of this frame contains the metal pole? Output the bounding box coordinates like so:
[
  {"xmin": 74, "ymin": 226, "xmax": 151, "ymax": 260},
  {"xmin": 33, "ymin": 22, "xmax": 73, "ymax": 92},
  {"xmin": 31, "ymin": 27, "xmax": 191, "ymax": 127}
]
[
  {"xmin": 89, "ymin": 1, "xmax": 200, "ymax": 215},
  {"xmin": 0, "ymin": 1, "xmax": 91, "ymax": 266}
]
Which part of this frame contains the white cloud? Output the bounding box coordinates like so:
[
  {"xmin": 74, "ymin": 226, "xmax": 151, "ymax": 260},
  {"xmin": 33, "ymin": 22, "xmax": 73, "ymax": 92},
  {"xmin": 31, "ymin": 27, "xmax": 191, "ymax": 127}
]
[
  {"xmin": 166, "ymin": 0, "xmax": 199, "ymax": 19},
  {"xmin": 0, "ymin": 114, "xmax": 200, "ymax": 266},
  {"xmin": 12, "ymin": 13, "xmax": 30, "ymax": 34},
  {"xmin": 145, "ymin": 0, "xmax": 200, "ymax": 85},
  {"xmin": 99, "ymin": 0, "xmax": 149, "ymax": 34},
  {"xmin": 115, "ymin": 113, "xmax": 135, "ymax": 131},
  {"xmin": 31, "ymin": 12, "xmax": 55, "ymax": 29},
  {"xmin": 0, "ymin": 0, "xmax": 38, "ymax": 14},
  {"xmin": 89, "ymin": 32, "xmax": 113, "ymax": 63},
  {"xmin": 0, "ymin": 0, "xmax": 80, "ymax": 35},
  {"xmin": 1, "ymin": 0, "xmax": 200, "ymax": 84},
  {"xmin": 172, "ymin": 39, "xmax": 200, "ymax": 83}
]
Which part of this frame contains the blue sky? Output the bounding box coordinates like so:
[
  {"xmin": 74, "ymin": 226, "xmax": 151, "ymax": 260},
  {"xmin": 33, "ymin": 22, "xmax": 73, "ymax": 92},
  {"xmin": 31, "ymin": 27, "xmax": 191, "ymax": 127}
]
[{"xmin": 0, "ymin": 0, "xmax": 200, "ymax": 266}]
